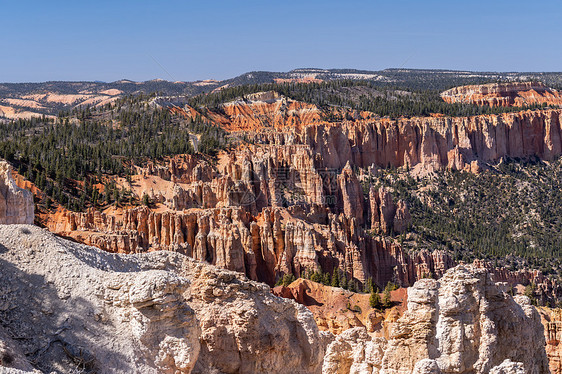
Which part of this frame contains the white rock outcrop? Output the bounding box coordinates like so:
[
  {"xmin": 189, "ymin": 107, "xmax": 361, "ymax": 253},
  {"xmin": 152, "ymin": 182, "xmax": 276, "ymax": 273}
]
[
  {"xmin": 0, "ymin": 224, "xmax": 327, "ymax": 374},
  {"xmin": 0, "ymin": 161, "xmax": 34, "ymax": 225},
  {"xmin": 0, "ymin": 217, "xmax": 550, "ymax": 374},
  {"xmin": 322, "ymin": 265, "xmax": 550, "ymax": 374}
]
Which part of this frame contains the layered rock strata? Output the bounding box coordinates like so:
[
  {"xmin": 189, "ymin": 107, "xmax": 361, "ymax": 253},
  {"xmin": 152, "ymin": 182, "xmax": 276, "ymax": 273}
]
[{"xmin": 441, "ymin": 82, "xmax": 562, "ymax": 107}]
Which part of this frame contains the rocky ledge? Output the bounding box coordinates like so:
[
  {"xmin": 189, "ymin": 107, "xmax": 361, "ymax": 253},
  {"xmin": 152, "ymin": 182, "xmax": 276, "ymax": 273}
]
[{"xmin": 0, "ymin": 225, "xmax": 550, "ymax": 373}]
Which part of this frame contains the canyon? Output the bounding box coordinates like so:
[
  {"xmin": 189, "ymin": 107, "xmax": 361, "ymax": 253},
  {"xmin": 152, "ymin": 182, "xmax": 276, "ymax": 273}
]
[
  {"xmin": 1, "ymin": 86, "xmax": 562, "ymax": 372},
  {"xmin": 33, "ymin": 92, "xmax": 562, "ymax": 295},
  {"xmin": 0, "ymin": 174, "xmax": 552, "ymax": 373}
]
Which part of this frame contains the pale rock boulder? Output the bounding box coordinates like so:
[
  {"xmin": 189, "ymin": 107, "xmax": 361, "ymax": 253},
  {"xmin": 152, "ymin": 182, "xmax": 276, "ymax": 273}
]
[
  {"xmin": 186, "ymin": 263, "xmax": 328, "ymax": 374},
  {"xmin": 0, "ymin": 224, "xmax": 328, "ymax": 374},
  {"xmin": 490, "ymin": 360, "xmax": 525, "ymax": 374},
  {"xmin": 323, "ymin": 265, "xmax": 549, "ymax": 374},
  {"xmin": 0, "ymin": 161, "xmax": 33, "ymax": 224},
  {"xmin": 322, "ymin": 327, "xmax": 386, "ymax": 374}
]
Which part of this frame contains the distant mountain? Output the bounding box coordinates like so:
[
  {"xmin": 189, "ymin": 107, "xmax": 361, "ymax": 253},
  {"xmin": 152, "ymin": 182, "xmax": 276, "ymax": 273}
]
[{"xmin": 1, "ymin": 68, "xmax": 562, "ymax": 119}]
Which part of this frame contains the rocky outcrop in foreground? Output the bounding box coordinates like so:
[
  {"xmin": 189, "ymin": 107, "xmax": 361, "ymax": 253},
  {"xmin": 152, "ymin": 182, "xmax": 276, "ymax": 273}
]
[
  {"xmin": 323, "ymin": 265, "xmax": 549, "ymax": 374},
  {"xmin": 0, "ymin": 161, "xmax": 33, "ymax": 225},
  {"xmin": 0, "ymin": 228, "xmax": 550, "ymax": 373},
  {"xmin": 0, "ymin": 225, "xmax": 327, "ymax": 373}
]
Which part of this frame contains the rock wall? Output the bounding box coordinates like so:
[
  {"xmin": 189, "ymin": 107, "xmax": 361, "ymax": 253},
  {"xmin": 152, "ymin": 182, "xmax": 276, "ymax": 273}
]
[
  {"xmin": 306, "ymin": 108, "xmax": 562, "ymax": 172},
  {"xmin": 0, "ymin": 161, "xmax": 34, "ymax": 225},
  {"xmin": 48, "ymin": 204, "xmax": 448, "ymax": 290}
]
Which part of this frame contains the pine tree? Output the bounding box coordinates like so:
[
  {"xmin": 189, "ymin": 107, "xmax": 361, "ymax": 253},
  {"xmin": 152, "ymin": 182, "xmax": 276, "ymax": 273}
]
[
  {"xmin": 369, "ymin": 288, "xmax": 381, "ymax": 309},
  {"xmin": 322, "ymin": 272, "xmax": 331, "ymax": 286},
  {"xmin": 331, "ymin": 268, "xmax": 340, "ymax": 288},
  {"xmin": 365, "ymin": 277, "xmax": 374, "ymax": 294},
  {"xmin": 349, "ymin": 279, "xmax": 356, "ymax": 293},
  {"xmin": 340, "ymin": 274, "xmax": 348, "ymax": 290},
  {"xmin": 383, "ymin": 285, "xmax": 392, "ymax": 308}
]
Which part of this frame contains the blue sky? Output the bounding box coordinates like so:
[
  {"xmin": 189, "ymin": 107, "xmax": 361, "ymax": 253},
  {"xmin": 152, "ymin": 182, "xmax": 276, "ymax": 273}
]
[{"xmin": 2, "ymin": 0, "xmax": 561, "ymax": 82}]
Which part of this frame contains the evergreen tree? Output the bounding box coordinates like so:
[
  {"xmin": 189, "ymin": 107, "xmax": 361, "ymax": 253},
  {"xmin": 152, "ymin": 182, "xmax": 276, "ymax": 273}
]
[
  {"xmin": 370, "ymin": 288, "xmax": 381, "ymax": 309},
  {"xmin": 383, "ymin": 286, "xmax": 392, "ymax": 308},
  {"xmin": 331, "ymin": 268, "xmax": 340, "ymax": 288}
]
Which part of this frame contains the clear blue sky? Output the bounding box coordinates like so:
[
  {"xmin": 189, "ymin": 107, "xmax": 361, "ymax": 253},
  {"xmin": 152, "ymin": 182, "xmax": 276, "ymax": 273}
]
[{"xmin": 3, "ymin": 0, "xmax": 561, "ymax": 82}]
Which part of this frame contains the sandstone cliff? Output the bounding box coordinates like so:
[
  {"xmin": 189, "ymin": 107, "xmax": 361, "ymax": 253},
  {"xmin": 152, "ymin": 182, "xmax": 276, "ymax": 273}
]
[
  {"xmin": 441, "ymin": 82, "xmax": 562, "ymax": 107},
  {"xmin": 0, "ymin": 161, "xmax": 34, "ymax": 225}
]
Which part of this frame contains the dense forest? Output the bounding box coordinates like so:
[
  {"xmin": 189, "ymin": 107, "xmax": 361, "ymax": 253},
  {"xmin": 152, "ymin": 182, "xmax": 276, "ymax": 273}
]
[
  {"xmin": 373, "ymin": 158, "xmax": 562, "ymax": 278},
  {"xmin": 188, "ymin": 80, "xmax": 554, "ymax": 118},
  {"xmin": 0, "ymin": 95, "xmax": 227, "ymax": 211}
]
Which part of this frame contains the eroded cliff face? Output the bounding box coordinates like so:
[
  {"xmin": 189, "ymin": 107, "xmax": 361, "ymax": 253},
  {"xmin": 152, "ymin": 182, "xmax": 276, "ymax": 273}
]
[
  {"xmin": 28, "ymin": 102, "xmax": 562, "ymax": 295},
  {"xmin": 46, "ymin": 203, "xmax": 442, "ymax": 290},
  {"xmin": 0, "ymin": 161, "xmax": 34, "ymax": 225},
  {"xmin": 322, "ymin": 265, "xmax": 550, "ymax": 374},
  {"xmin": 441, "ymin": 81, "xmax": 562, "ymax": 107}
]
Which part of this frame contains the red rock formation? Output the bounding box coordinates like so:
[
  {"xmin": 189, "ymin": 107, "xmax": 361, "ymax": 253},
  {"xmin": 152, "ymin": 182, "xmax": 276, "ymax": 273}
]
[
  {"xmin": 539, "ymin": 308, "xmax": 562, "ymax": 374},
  {"xmin": 368, "ymin": 186, "xmax": 411, "ymax": 234},
  {"xmin": 441, "ymin": 82, "xmax": 562, "ymax": 107},
  {"xmin": 46, "ymin": 201, "xmax": 456, "ymax": 290},
  {"xmin": 272, "ymin": 278, "xmax": 407, "ymax": 336},
  {"xmin": 240, "ymin": 108, "xmax": 562, "ymax": 174}
]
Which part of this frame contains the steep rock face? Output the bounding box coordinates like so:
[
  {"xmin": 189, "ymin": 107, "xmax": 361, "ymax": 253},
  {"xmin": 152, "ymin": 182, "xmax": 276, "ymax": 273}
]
[
  {"xmin": 441, "ymin": 82, "xmax": 562, "ymax": 107},
  {"xmin": 0, "ymin": 224, "xmax": 328, "ymax": 374},
  {"xmin": 369, "ymin": 186, "xmax": 411, "ymax": 234},
  {"xmin": 0, "ymin": 161, "xmax": 34, "ymax": 224},
  {"xmin": 250, "ymin": 109, "xmax": 562, "ymax": 173},
  {"xmin": 539, "ymin": 308, "xmax": 562, "ymax": 374},
  {"xmin": 323, "ymin": 265, "xmax": 550, "ymax": 374},
  {"xmin": 337, "ymin": 161, "xmax": 365, "ymax": 225},
  {"xmin": 47, "ymin": 204, "xmax": 451, "ymax": 290}
]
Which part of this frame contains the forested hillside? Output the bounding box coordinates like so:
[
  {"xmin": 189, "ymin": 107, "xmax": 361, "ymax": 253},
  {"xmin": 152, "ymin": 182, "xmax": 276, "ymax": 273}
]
[{"xmin": 0, "ymin": 94, "xmax": 227, "ymax": 211}]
